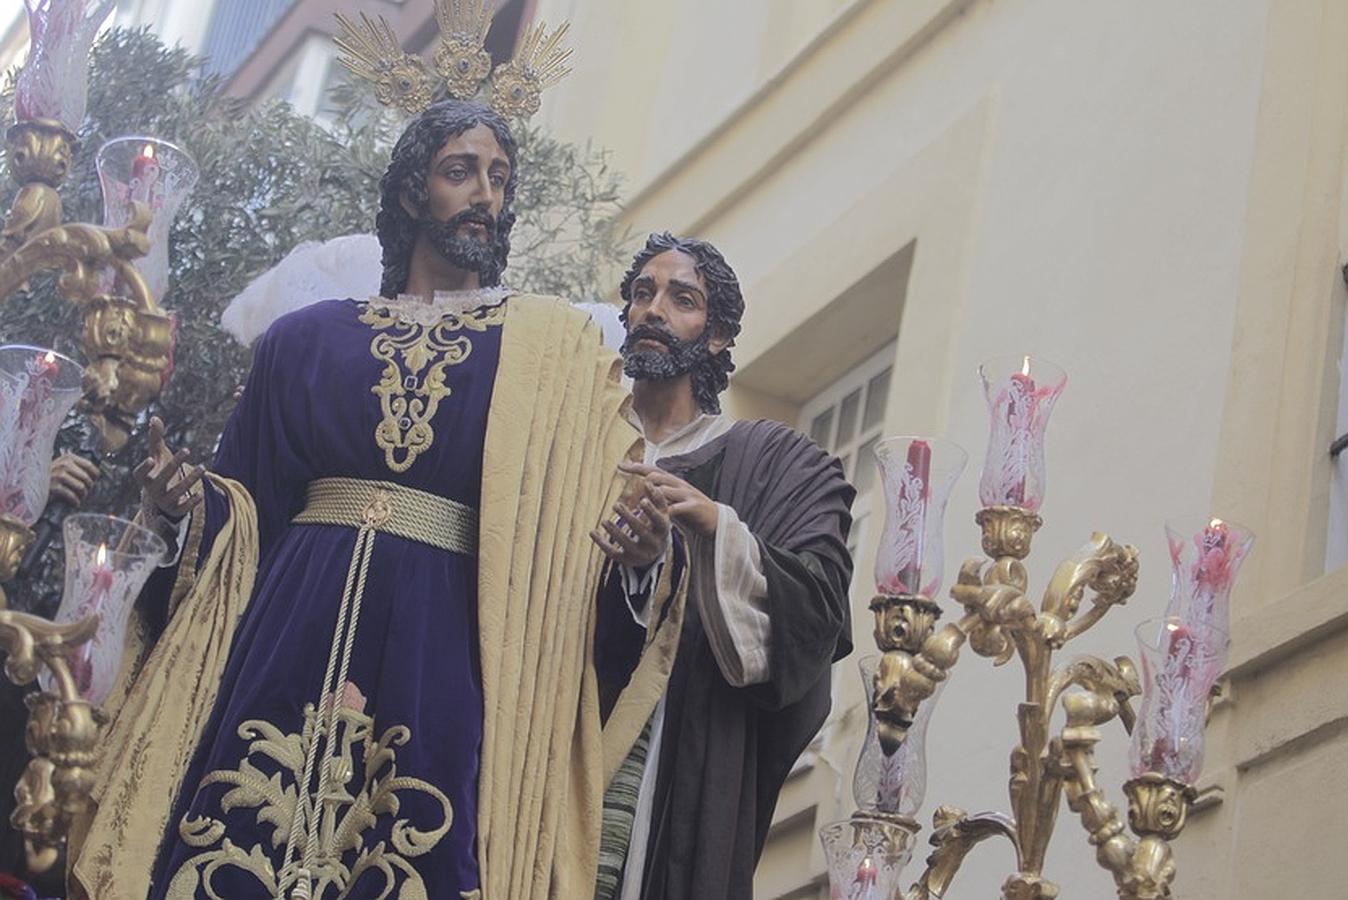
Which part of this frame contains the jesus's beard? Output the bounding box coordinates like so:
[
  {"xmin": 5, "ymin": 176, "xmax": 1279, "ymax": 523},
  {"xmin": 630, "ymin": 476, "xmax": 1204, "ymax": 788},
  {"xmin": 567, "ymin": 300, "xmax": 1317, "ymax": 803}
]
[
  {"xmin": 621, "ymin": 322, "xmax": 713, "ymax": 381},
  {"xmin": 420, "ymin": 207, "xmax": 505, "ymax": 286}
]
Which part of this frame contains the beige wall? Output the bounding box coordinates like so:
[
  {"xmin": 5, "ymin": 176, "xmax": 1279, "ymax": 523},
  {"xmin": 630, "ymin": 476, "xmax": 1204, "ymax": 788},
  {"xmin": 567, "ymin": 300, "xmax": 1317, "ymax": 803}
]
[{"xmin": 540, "ymin": 0, "xmax": 1346, "ymax": 896}]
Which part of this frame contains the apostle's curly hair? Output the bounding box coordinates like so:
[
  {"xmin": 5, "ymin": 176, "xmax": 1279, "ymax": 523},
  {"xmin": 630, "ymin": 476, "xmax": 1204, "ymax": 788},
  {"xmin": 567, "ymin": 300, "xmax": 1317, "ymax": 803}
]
[
  {"xmin": 619, "ymin": 232, "xmax": 745, "ymax": 414},
  {"xmin": 376, "ymin": 99, "xmax": 520, "ymax": 297}
]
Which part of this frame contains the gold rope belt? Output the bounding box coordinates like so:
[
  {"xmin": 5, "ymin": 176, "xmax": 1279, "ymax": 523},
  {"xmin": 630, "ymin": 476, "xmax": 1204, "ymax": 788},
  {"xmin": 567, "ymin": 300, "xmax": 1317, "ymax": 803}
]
[
  {"xmin": 291, "ymin": 477, "xmax": 477, "ymax": 556},
  {"xmin": 280, "ymin": 476, "xmax": 477, "ymax": 895}
]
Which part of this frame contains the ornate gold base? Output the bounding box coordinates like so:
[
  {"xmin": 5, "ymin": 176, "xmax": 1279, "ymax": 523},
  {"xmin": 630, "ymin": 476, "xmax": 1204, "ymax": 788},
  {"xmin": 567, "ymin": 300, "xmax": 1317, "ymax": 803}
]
[
  {"xmin": 1, "ymin": 120, "xmax": 76, "ymax": 266},
  {"xmin": 1123, "ymin": 773, "xmax": 1196, "ymax": 840},
  {"xmin": 0, "ymin": 516, "xmax": 36, "ymax": 604},
  {"xmin": 0, "ymin": 607, "xmax": 102, "ymax": 873},
  {"xmin": 870, "ymin": 593, "xmax": 943, "ymax": 654},
  {"xmin": 975, "ymin": 505, "xmax": 1043, "ymax": 559}
]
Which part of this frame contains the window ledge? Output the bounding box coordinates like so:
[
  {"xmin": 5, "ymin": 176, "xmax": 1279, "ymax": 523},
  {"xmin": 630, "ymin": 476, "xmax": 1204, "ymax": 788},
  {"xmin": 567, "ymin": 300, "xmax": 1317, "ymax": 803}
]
[{"xmin": 1226, "ymin": 565, "xmax": 1348, "ymax": 679}]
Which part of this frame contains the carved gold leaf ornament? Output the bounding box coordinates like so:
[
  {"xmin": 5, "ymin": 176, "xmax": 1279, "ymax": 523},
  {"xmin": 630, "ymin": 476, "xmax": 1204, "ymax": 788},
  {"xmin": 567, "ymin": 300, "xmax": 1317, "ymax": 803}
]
[
  {"xmin": 334, "ymin": 12, "xmax": 436, "ymax": 116},
  {"xmin": 359, "ymin": 299, "xmax": 506, "ymax": 473},
  {"xmin": 332, "ymin": 3, "xmax": 572, "ymax": 120},
  {"xmin": 168, "ymin": 701, "xmax": 453, "ymax": 898},
  {"xmin": 489, "ymin": 22, "xmax": 573, "ymax": 119},
  {"xmin": 435, "ymin": 0, "xmax": 494, "ymax": 99}
]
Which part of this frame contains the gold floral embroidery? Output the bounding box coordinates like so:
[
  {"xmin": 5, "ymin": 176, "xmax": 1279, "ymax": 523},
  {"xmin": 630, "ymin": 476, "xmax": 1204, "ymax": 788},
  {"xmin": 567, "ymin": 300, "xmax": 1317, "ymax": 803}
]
[
  {"xmin": 359, "ymin": 300, "xmax": 507, "ymax": 473},
  {"xmin": 166, "ymin": 702, "xmax": 453, "ymax": 899}
]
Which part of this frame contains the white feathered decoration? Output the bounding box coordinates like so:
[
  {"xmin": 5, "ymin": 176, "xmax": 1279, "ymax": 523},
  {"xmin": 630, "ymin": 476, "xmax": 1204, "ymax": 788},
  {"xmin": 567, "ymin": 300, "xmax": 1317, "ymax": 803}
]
[
  {"xmin": 219, "ymin": 233, "xmax": 627, "ymax": 354},
  {"xmin": 221, "ymin": 234, "xmax": 382, "ymax": 345}
]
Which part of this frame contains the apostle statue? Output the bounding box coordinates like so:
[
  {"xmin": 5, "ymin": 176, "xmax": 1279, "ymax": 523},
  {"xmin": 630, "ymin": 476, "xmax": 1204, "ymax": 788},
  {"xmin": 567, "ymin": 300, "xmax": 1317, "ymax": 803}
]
[{"xmin": 592, "ymin": 234, "xmax": 855, "ymax": 900}]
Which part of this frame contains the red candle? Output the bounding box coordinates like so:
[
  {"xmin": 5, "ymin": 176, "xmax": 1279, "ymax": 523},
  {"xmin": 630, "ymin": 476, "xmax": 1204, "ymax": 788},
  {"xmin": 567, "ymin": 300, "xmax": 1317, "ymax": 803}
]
[
  {"xmin": 851, "ymin": 855, "xmax": 878, "ymax": 900},
  {"xmin": 130, "ymin": 143, "xmax": 160, "ymax": 202},
  {"xmin": 1006, "ymin": 357, "xmax": 1036, "ymax": 506},
  {"xmin": 71, "ymin": 542, "xmax": 112, "ymax": 698},
  {"xmin": 1147, "ymin": 620, "xmax": 1195, "ymax": 772},
  {"xmin": 896, "ymin": 439, "xmax": 931, "ymax": 594}
]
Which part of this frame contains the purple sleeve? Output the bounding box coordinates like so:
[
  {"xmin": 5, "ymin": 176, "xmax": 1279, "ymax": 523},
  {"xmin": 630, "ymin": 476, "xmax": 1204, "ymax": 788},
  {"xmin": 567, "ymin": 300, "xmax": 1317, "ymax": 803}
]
[
  {"xmin": 208, "ymin": 321, "xmax": 311, "ymax": 556},
  {"xmin": 138, "ymin": 322, "xmax": 309, "ymax": 637}
]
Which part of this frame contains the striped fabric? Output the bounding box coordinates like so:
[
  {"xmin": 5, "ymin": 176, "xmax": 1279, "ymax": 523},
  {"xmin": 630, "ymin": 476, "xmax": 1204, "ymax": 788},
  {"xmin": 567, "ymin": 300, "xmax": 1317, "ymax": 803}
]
[{"xmin": 595, "ymin": 718, "xmax": 654, "ymax": 900}]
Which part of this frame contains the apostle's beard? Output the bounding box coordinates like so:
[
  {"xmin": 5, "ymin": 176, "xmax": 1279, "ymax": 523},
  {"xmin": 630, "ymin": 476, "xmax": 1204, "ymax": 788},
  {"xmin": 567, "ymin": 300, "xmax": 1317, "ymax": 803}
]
[
  {"xmin": 420, "ymin": 207, "xmax": 504, "ymax": 285},
  {"xmin": 622, "ymin": 321, "xmax": 713, "ymax": 381}
]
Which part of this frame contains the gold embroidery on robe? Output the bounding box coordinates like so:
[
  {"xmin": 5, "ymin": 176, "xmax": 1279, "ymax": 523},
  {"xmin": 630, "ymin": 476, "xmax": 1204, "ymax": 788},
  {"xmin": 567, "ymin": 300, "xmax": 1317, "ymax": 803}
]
[
  {"xmin": 166, "ymin": 701, "xmax": 453, "ymax": 898},
  {"xmin": 359, "ymin": 300, "xmax": 507, "ymax": 473}
]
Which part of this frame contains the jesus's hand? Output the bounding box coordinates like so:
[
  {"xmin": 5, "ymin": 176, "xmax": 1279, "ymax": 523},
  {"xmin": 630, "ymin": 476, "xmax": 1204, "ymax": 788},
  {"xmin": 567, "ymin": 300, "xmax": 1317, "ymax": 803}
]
[{"xmin": 133, "ymin": 416, "xmax": 205, "ymax": 521}]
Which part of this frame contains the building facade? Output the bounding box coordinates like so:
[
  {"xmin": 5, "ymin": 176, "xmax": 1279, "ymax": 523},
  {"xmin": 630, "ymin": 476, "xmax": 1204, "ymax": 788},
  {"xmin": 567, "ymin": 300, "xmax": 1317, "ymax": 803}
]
[
  {"xmin": 2, "ymin": 1, "xmax": 530, "ymax": 123},
  {"xmin": 536, "ymin": 0, "xmax": 1348, "ymax": 896},
  {"xmin": 2, "ymin": 0, "xmax": 1340, "ymax": 895}
]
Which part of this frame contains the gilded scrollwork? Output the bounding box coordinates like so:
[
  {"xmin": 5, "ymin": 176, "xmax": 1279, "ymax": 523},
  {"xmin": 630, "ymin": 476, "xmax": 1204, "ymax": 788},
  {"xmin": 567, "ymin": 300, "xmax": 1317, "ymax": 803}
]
[
  {"xmin": 1042, "ymin": 532, "xmax": 1140, "ymax": 646},
  {"xmin": 0, "ymin": 607, "xmax": 102, "ymax": 872},
  {"xmin": 1123, "ymin": 774, "xmax": 1194, "ymax": 840},
  {"xmin": 0, "ymin": 197, "xmax": 168, "ymax": 450},
  {"xmin": 0, "ymin": 515, "xmax": 35, "ymax": 592},
  {"xmin": 878, "ymin": 505, "xmax": 1192, "ymax": 900},
  {"xmin": 870, "ymin": 594, "xmax": 942, "ymax": 654},
  {"xmin": 359, "ymin": 300, "xmax": 506, "ymax": 473},
  {"xmin": 907, "ymin": 807, "xmax": 1019, "ymax": 900},
  {"xmin": 168, "ymin": 701, "xmax": 454, "ymax": 898}
]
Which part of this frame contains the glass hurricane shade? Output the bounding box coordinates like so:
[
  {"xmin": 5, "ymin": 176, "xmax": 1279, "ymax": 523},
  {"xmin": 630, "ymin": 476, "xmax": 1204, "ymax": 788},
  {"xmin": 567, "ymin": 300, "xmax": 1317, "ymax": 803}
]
[
  {"xmin": 39, "ymin": 513, "xmax": 165, "ymax": 705},
  {"xmin": 15, "ymin": 0, "xmax": 115, "ymax": 128},
  {"xmin": 977, "ymin": 355, "xmax": 1066, "ymax": 512},
  {"xmin": 0, "ymin": 346, "xmax": 84, "ymax": 525},
  {"xmin": 96, "ymin": 136, "xmax": 199, "ymax": 303},
  {"xmin": 873, "ymin": 436, "xmax": 967, "ymax": 598},
  {"xmin": 1162, "ymin": 515, "xmax": 1254, "ymax": 643},
  {"xmin": 819, "ymin": 815, "xmax": 914, "ymax": 900},
  {"xmin": 853, "ymin": 654, "xmax": 942, "ymax": 816},
  {"xmin": 1129, "ymin": 616, "xmax": 1229, "ymax": 783}
]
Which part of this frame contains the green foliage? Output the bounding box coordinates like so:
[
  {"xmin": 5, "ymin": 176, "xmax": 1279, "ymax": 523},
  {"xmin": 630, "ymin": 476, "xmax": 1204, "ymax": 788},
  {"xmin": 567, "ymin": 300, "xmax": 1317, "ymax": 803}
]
[{"xmin": 0, "ymin": 27, "xmax": 629, "ymax": 613}]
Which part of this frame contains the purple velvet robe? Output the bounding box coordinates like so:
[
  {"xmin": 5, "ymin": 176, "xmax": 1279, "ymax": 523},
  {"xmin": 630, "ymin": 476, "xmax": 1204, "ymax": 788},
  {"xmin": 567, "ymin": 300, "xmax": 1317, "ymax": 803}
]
[{"xmin": 146, "ymin": 298, "xmax": 502, "ymax": 898}]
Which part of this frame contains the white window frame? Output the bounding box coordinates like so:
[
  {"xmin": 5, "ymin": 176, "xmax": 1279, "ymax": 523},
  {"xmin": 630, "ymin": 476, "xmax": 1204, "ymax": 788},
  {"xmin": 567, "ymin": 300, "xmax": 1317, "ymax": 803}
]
[{"xmin": 785, "ymin": 341, "xmax": 895, "ymax": 778}]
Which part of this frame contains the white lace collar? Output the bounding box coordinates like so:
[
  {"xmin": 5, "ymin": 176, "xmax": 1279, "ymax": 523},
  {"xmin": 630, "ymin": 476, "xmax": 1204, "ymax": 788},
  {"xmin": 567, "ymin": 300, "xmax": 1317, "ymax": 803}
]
[{"xmin": 364, "ymin": 286, "xmax": 511, "ymax": 326}]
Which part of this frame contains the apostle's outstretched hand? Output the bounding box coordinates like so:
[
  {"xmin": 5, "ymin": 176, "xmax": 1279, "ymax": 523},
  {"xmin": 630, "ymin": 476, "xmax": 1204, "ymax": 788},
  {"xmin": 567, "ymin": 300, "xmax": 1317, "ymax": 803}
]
[
  {"xmin": 133, "ymin": 416, "xmax": 205, "ymax": 521},
  {"xmin": 591, "ymin": 467, "xmax": 673, "ymax": 567}
]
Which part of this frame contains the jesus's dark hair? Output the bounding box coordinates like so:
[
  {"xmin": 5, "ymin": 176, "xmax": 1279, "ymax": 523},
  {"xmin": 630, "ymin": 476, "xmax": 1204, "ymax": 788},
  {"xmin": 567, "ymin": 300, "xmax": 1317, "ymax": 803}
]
[{"xmin": 376, "ymin": 99, "xmax": 520, "ymax": 296}]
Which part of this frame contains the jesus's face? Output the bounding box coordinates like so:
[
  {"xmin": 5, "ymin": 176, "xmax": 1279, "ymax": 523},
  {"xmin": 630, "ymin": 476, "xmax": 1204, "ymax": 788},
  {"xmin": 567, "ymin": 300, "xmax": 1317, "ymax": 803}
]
[
  {"xmin": 412, "ymin": 124, "xmax": 512, "ymax": 278},
  {"xmin": 424, "ymin": 124, "xmax": 510, "ymax": 235}
]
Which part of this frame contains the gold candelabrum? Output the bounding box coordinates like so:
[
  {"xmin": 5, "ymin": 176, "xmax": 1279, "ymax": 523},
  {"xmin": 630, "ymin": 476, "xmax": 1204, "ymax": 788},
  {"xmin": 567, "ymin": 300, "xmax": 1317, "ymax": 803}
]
[
  {"xmin": 863, "ymin": 506, "xmax": 1194, "ymax": 900},
  {"xmin": 0, "ymin": 118, "xmax": 170, "ymax": 872},
  {"xmin": 0, "ymin": 117, "xmax": 171, "ymax": 452}
]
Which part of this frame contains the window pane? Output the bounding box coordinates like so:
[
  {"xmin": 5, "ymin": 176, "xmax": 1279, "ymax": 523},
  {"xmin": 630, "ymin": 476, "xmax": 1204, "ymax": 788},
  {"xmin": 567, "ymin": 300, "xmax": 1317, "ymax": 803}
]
[
  {"xmin": 811, "ymin": 408, "xmax": 835, "ymax": 449},
  {"xmin": 839, "ymin": 452, "xmax": 852, "ymax": 480},
  {"xmin": 854, "ymin": 435, "xmax": 879, "ymax": 495},
  {"xmin": 863, "ymin": 367, "xmax": 892, "ymax": 432},
  {"xmin": 838, "ymin": 389, "xmax": 862, "ymax": 446}
]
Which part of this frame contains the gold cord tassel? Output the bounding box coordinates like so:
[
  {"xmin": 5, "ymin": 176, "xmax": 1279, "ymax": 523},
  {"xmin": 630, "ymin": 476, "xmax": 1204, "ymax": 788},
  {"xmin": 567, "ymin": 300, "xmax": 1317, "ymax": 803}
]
[{"xmin": 288, "ymin": 868, "xmax": 312, "ymax": 899}]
